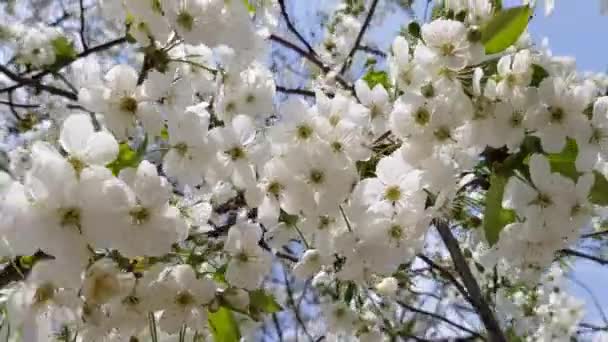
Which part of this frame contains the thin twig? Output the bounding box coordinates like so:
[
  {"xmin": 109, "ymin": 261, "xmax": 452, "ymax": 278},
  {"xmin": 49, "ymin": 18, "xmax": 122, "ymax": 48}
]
[
  {"xmin": 277, "ymin": 0, "xmax": 317, "ymax": 56},
  {"xmin": 397, "ymin": 300, "xmax": 484, "ymax": 339},
  {"xmin": 276, "ymin": 86, "xmax": 316, "ymax": 97},
  {"xmin": 560, "ymin": 248, "xmax": 608, "ymax": 266},
  {"xmin": 78, "ymin": 0, "xmax": 88, "ymax": 50},
  {"xmin": 339, "ymin": 0, "xmax": 380, "ymax": 74}
]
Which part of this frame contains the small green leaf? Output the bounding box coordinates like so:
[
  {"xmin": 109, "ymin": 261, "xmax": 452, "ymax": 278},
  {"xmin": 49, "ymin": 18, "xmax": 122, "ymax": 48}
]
[
  {"xmin": 362, "ymin": 69, "xmax": 390, "ymax": 90},
  {"xmin": 483, "ymin": 174, "xmax": 515, "ymax": 246},
  {"xmin": 106, "ymin": 135, "xmax": 148, "ymax": 175},
  {"xmin": 249, "ymin": 290, "xmax": 282, "ymax": 320},
  {"xmin": 530, "ymin": 64, "xmax": 549, "ymax": 87},
  {"xmin": 50, "ymin": 36, "xmax": 77, "ymax": 67},
  {"xmin": 547, "ymin": 138, "xmax": 578, "ymax": 181},
  {"xmin": 208, "ymin": 307, "xmax": 240, "ymax": 342},
  {"xmin": 212, "ymin": 264, "xmax": 228, "ymax": 284},
  {"xmin": 160, "ymin": 126, "xmax": 169, "ymax": 140},
  {"xmin": 590, "ymin": 171, "xmax": 608, "ymax": 206},
  {"xmin": 242, "ymin": 0, "xmax": 255, "ymax": 13},
  {"xmin": 481, "ymin": 5, "xmax": 531, "ymax": 54}
]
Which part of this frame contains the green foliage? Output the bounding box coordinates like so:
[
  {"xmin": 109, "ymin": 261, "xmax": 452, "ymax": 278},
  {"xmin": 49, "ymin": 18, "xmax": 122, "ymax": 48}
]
[
  {"xmin": 208, "ymin": 306, "xmax": 240, "ymax": 342},
  {"xmin": 547, "ymin": 139, "xmax": 578, "ymax": 180},
  {"xmin": 480, "ymin": 5, "xmax": 531, "ymax": 54},
  {"xmin": 249, "ymin": 290, "xmax": 282, "ymax": 320},
  {"xmin": 106, "ymin": 135, "xmax": 148, "ymax": 175},
  {"xmin": 407, "ymin": 21, "xmax": 421, "ymax": 40},
  {"xmin": 362, "ymin": 69, "xmax": 390, "ymax": 90},
  {"xmin": 242, "ymin": 0, "xmax": 255, "ymax": 13},
  {"xmin": 483, "ymin": 174, "xmax": 516, "ymax": 246},
  {"xmin": 530, "ymin": 64, "xmax": 549, "ymax": 87},
  {"xmin": 50, "ymin": 36, "xmax": 77, "ymax": 68},
  {"xmin": 545, "ymin": 139, "xmax": 608, "ymax": 206}
]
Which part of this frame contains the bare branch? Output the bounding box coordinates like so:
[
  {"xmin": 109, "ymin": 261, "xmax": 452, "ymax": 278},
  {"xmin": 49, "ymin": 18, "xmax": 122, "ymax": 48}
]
[
  {"xmin": 397, "ymin": 300, "xmax": 484, "ymax": 339},
  {"xmin": 339, "ymin": 0, "xmax": 380, "ymax": 74},
  {"xmin": 560, "ymin": 248, "xmax": 608, "ymax": 266},
  {"xmin": 277, "ymin": 0, "xmax": 318, "ymax": 56},
  {"xmin": 435, "ymin": 221, "xmax": 506, "ymax": 342},
  {"xmin": 276, "ymin": 86, "xmax": 316, "ymax": 97},
  {"xmin": 79, "ymin": 0, "xmax": 88, "ymax": 50}
]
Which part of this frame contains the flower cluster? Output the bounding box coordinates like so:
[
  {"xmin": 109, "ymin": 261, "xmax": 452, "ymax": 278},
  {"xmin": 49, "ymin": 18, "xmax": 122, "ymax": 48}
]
[{"xmin": 1, "ymin": 0, "xmax": 608, "ymax": 340}]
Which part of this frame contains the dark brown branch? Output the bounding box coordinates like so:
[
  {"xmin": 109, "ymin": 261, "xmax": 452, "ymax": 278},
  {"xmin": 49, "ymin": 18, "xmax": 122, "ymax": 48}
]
[
  {"xmin": 0, "ymin": 99, "xmax": 39, "ymax": 109},
  {"xmin": 276, "ymin": 86, "xmax": 316, "ymax": 97},
  {"xmin": 0, "ymin": 64, "xmax": 77, "ymax": 101},
  {"xmin": 79, "ymin": 0, "xmax": 88, "ymax": 50},
  {"xmin": 277, "ymin": 0, "xmax": 317, "ymax": 56},
  {"xmin": 417, "ymin": 254, "xmax": 470, "ymax": 304},
  {"xmin": 269, "ymin": 34, "xmax": 352, "ymax": 91},
  {"xmin": 582, "ymin": 230, "xmax": 608, "ymax": 239},
  {"xmin": 560, "ymin": 249, "xmax": 608, "ymax": 265},
  {"xmin": 357, "ymin": 45, "xmax": 387, "ymax": 57},
  {"xmin": 397, "ymin": 300, "xmax": 484, "ymax": 339},
  {"xmin": 339, "ymin": 0, "xmax": 380, "ymax": 74},
  {"xmin": 435, "ymin": 221, "xmax": 506, "ymax": 342},
  {"xmin": 0, "ymin": 37, "xmax": 127, "ymax": 95}
]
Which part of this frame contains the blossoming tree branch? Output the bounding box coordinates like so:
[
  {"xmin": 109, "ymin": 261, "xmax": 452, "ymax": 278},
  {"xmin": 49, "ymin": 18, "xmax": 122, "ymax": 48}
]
[{"xmin": 1, "ymin": 0, "xmax": 608, "ymax": 340}]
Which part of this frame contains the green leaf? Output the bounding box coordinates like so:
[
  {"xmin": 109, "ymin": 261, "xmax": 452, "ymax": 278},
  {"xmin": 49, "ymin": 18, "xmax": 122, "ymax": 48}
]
[
  {"xmin": 547, "ymin": 138, "xmax": 579, "ymax": 181},
  {"xmin": 362, "ymin": 69, "xmax": 390, "ymax": 90},
  {"xmin": 106, "ymin": 135, "xmax": 148, "ymax": 176},
  {"xmin": 481, "ymin": 5, "xmax": 531, "ymax": 54},
  {"xmin": 249, "ymin": 290, "xmax": 282, "ymax": 320},
  {"xmin": 208, "ymin": 307, "xmax": 240, "ymax": 342},
  {"xmin": 591, "ymin": 171, "xmax": 608, "ymax": 206},
  {"xmin": 242, "ymin": 0, "xmax": 255, "ymax": 13},
  {"xmin": 530, "ymin": 64, "xmax": 549, "ymax": 87},
  {"xmin": 483, "ymin": 174, "xmax": 516, "ymax": 246},
  {"xmin": 50, "ymin": 36, "xmax": 77, "ymax": 67}
]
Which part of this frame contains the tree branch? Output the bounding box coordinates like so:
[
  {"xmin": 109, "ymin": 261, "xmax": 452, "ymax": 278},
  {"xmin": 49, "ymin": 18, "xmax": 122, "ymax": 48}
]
[
  {"xmin": 277, "ymin": 0, "xmax": 318, "ymax": 56},
  {"xmin": 397, "ymin": 300, "xmax": 484, "ymax": 339},
  {"xmin": 559, "ymin": 249, "xmax": 608, "ymax": 266},
  {"xmin": 269, "ymin": 34, "xmax": 352, "ymax": 91},
  {"xmin": 339, "ymin": 0, "xmax": 380, "ymax": 74},
  {"xmin": 434, "ymin": 221, "xmax": 506, "ymax": 342},
  {"xmin": 0, "ymin": 64, "xmax": 77, "ymax": 101},
  {"xmin": 0, "ymin": 37, "xmax": 127, "ymax": 95},
  {"xmin": 276, "ymin": 86, "xmax": 316, "ymax": 97},
  {"xmin": 357, "ymin": 45, "xmax": 386, "ymax": 57},
  {"xmin": 79, "ymin": 0, "xmax": 88, "ymax": 50}
]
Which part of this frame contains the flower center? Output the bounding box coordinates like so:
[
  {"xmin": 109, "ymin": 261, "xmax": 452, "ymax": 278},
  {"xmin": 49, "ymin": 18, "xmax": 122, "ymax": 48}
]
[
  {"xmin": 549, "ymin": 107, "xmax": 565, "ymax": 123},
  {"xmin": 331, "ymin": 141, "xmax": 343, "ymax": 152},
  {"xmin": 129, "ymin": 205, "xmax": 150, "ymax": 225},
  {"xmin": 34, "ymin": 283, "xmax": 55, "ymax": 304},
  {"xmin": 510, "ymin": 111, "xmax": 523, "ymax": 127},
  {"xmin": 59, "ymin": 207, "xmax": 81, "ymax": 230},
  {"xmin": 414, "ymin": 107, "xmax": 430, "ymax": 126},
  {"xmin": 389, "ymin": 224, "xmax": 403, "ymax": 239},
  {"xmin": 384, "ymin": 186, "xmax": 402, "ymax": 202},
  {"xmin": 119, "ymin": 96, "xmax": 138, "ymax": 114},
  {"xmin": 309, "ymin": 169, "xmax": 325, "ymax": 184},
  {"xmin": 440, "ymin": 43, "xmax": 456, "ymax": 56},
  {"xmin": 174, "ymin": 143, "xmax": 188, "ymax": 157},
  {"xmin": 267, "ymin": 181, "xmax": 283, "ymax": 197},
  {"xmin": 434, "ymin": 126, "xmax": 451, "ymax": 141},
  {"xmin": 68, "ymin": 157, "xmax": 86, "ymax": 175},
  {"xmin": 175, "ymin": 291, "xmax": 195, "ymax": 307},
  {"xmin": 296, "ymin": 124, "xmax": 313, "ymax": 140},
  {"xmin": 177, "ymin": 11, "xmax": 194, "ymax": 32},
  {"xmin": 226, "ymin": 146, "xmax": 246, "ymax": 161}
]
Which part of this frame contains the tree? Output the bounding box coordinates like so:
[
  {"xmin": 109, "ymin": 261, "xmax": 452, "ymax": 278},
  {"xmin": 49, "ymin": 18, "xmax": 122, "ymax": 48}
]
[{"xmin": 1, "ymin": 0, "xmax": 608, "ymax": 340}]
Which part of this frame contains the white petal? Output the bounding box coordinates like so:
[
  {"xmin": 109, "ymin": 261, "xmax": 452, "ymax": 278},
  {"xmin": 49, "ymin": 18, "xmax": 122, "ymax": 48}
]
[
  {"xmin": 60, "ymin": 114, "xmax": 94, "ymax": 156},
  {"xmin": 82, "ymin": 131, "xmax": 119, "ymax": 166}
]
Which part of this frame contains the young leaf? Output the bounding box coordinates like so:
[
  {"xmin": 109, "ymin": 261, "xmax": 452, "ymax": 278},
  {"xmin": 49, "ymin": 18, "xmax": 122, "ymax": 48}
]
[
  {"xmin": 481, "ymin": 5, "xmax": 531, "ymax": 54},
  {"xmin": 547, "ymin": 138, "xmax": 578, "ymax": 181},
  {"xmin": 208, "ymin": 307, "xmax": 240, "ymax": 342},
  {"xmin": 50, "ymin": 36, "xmax": 77, "ymax": 68},
  {"xmin": 249, "ymin": 290, "xmax": 282, "ymax": 320},
  {"xmin": 590, "ymin": 171, "xmax": 608, "ymax": 206},
  {"xmin": 362, "ymin": 70, "xmax": 390, "ymax": 90},
  {"xmin": 483, "ymin": 174, "xmax": 515, "ymax": 246},
  {"xmin": 106, "ymin": 135, "xmax": 148, "ymax": 175}
]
